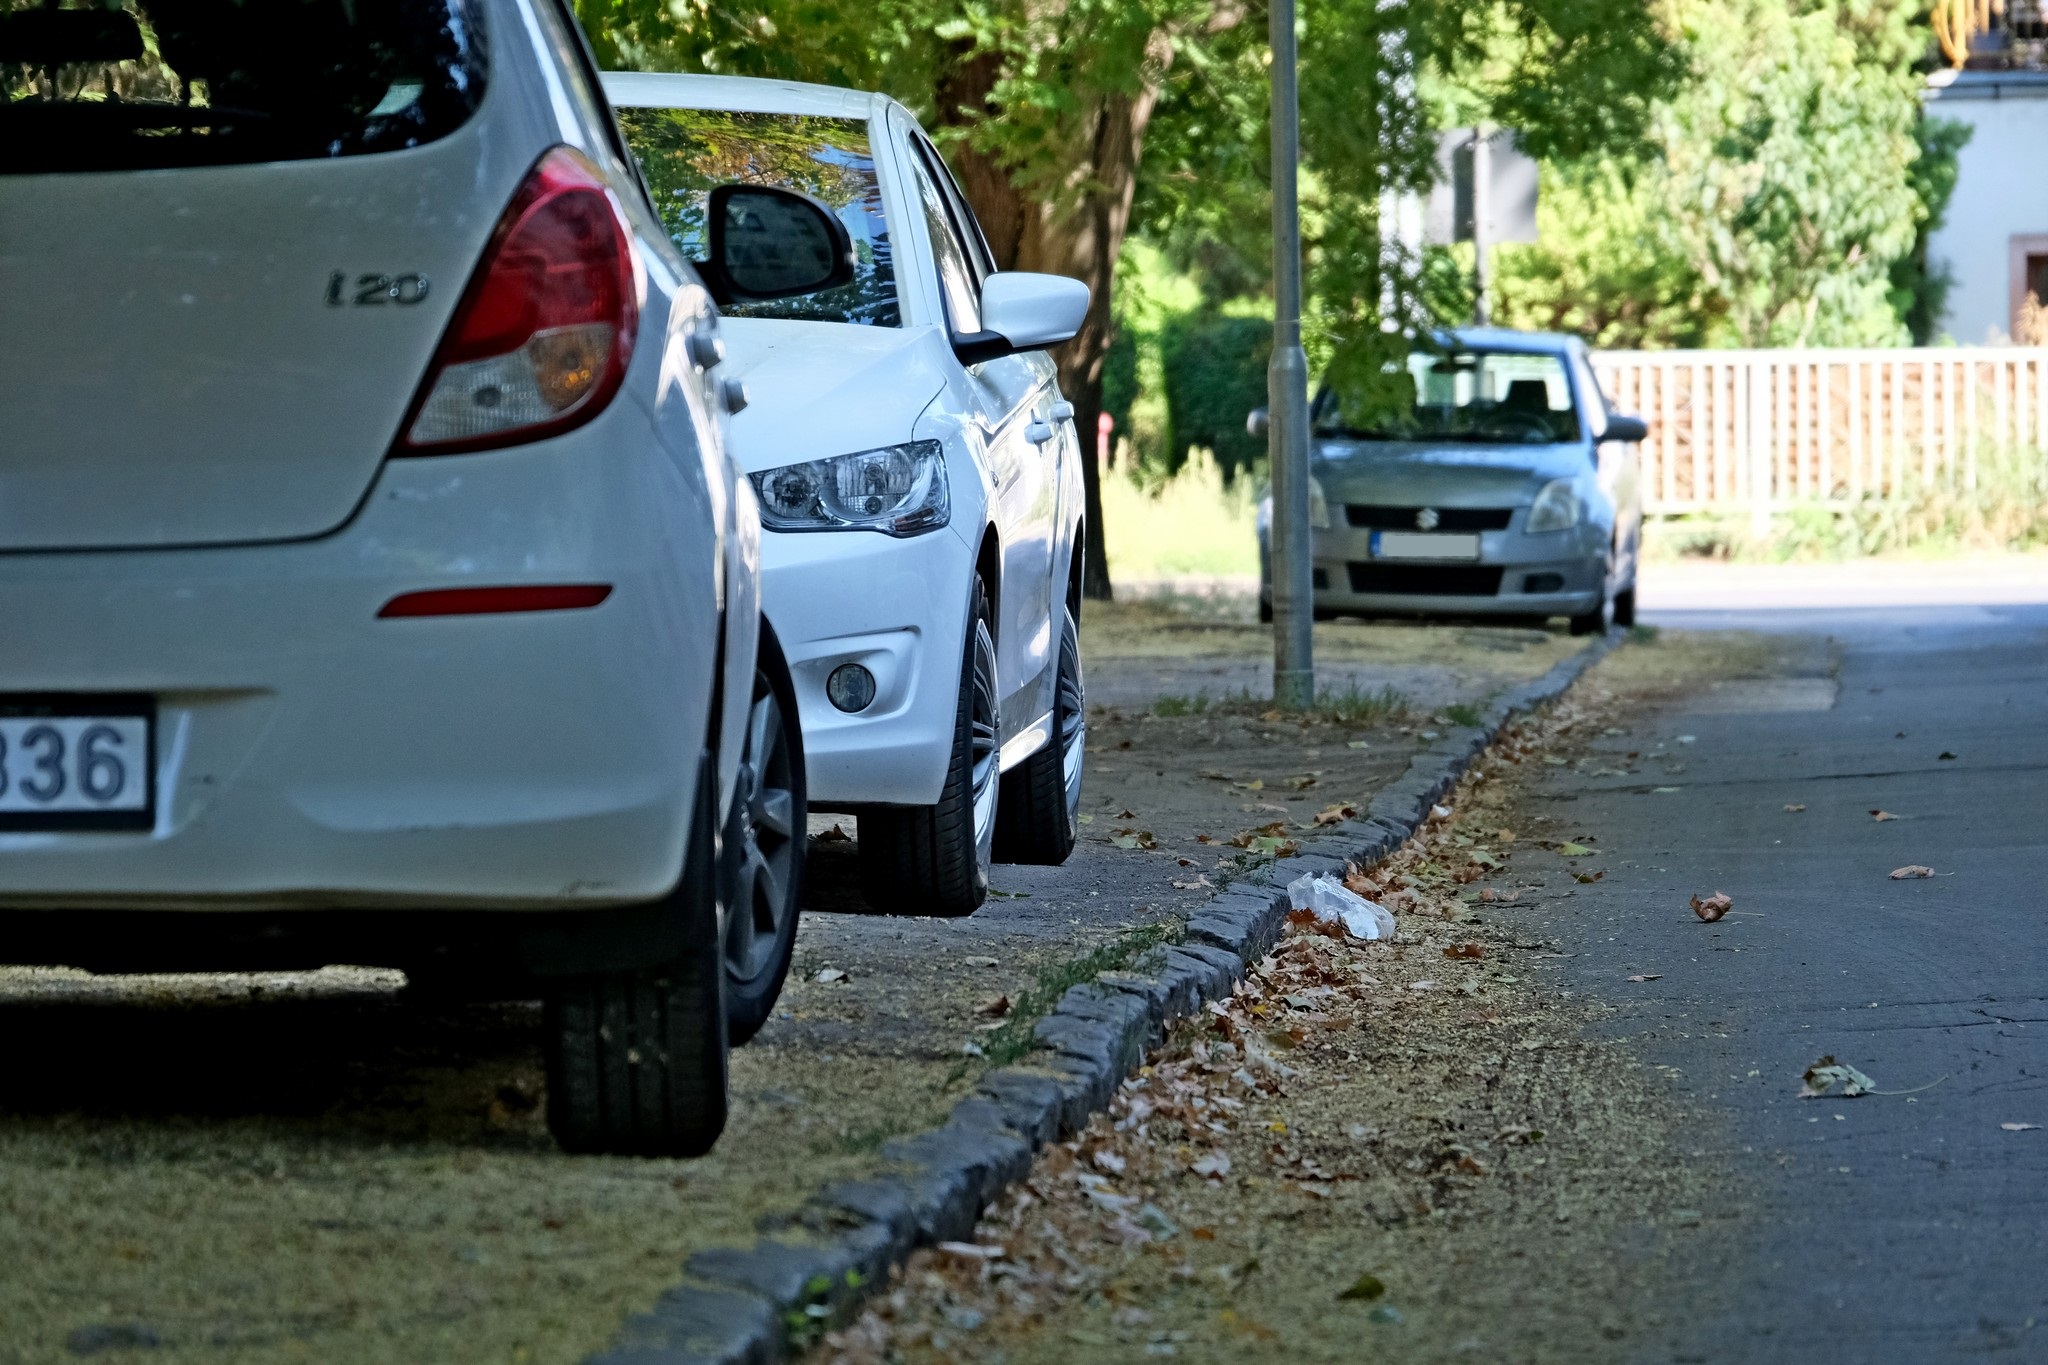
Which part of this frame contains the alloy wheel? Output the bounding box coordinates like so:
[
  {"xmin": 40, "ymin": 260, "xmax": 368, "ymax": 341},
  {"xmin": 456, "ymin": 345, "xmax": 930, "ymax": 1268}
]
[
  {"xmin": 1056, "ymin": 608, "xmax": 1085, "ymax": 820},
  {"xmin": 725, "ymin": 681, "xmax": 798, "ymax": 987},
  {"xmin": 968, "ymin": 616, "xmax": 1001, "ymax": 863}
]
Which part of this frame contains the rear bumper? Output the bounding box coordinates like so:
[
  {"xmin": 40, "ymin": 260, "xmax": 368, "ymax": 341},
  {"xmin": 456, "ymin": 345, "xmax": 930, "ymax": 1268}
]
[{"xmin": 0, "ymin": 420, "xmax": 720, "ymax": 913}]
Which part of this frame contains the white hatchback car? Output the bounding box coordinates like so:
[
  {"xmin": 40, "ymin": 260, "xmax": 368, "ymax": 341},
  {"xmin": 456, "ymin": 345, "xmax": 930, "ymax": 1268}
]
[
  {"xmin": 0, "ymin": 0, "xmax": 844, "ymax": 1156},
  {"xmin": 605, "ymin": 73, "xmax": 1094, "ymax": 918}
]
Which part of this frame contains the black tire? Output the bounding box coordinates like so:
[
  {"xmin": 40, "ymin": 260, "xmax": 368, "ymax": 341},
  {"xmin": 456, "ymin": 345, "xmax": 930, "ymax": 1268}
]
[
  {"xmin": 1258, "ymin": 594, "xmax": 1274, "ymax": 624},
  {"xmin": 1569, "ymin": 597, "xmax": 1610, "ymax": 636},
  {"xmin": 994, "ymin": 604, "xmax": 1084, "ymax": 865},
  {"xmin": 544, "ymin": 763, "xmax": 727, "ymax": 1157},
  {"xmin": 859, "ymin": 577, "xmax": 997, "ymax": 917},
  {"xmin": 1611, "ymin": 585, "xmax": 1637, "ymax": 628},
  {"xmin": 723, "ymin": 636, "xmax": 806, "ymax": 1045}
]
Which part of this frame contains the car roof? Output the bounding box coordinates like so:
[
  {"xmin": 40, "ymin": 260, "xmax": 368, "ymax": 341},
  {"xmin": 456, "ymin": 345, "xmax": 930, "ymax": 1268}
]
[
  {"xmin": 600, "ymin": 71, "xmax": 881, "ymax": 122},
  {"xmin": 1430, "ymin": 327, "xmax": 1579, "ymax": 355}
]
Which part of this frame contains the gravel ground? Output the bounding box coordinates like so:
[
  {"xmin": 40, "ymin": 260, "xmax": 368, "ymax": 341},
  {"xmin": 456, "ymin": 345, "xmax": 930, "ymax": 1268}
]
[{"xmin": 0, "ymin": 610, "xmax": 1597, "ymax": 1365}]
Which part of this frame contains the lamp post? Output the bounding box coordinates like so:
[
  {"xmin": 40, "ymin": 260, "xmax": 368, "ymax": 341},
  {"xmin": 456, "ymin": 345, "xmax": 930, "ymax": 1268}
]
[{"xmin": 1267, "ymin": 0, "xmax": 1314, "ymax": 712}]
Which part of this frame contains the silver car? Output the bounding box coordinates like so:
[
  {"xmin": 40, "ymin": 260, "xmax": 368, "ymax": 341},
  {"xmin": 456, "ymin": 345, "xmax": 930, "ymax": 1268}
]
[{"xmin": 1255, "ymin": 329, "xmax": 1646, "ymax": 635}]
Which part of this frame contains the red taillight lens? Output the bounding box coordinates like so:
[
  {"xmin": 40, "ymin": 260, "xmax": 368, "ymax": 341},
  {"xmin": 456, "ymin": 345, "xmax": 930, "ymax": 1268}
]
[{"xmin": 400, "ymin": 147, "xmax": 639, "ymax": 454}]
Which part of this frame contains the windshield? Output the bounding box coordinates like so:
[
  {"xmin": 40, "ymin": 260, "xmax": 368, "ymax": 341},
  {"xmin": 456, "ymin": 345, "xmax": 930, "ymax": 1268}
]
[
  {"xmin": 1, "ymin": 0, "xmax": 486, "ymax": 175},
  {"xmin": 618, "ymin": 106, "xmax": 898, "ymax": 327},
  {"xmin": 1315, "ymin": 348, "xmax": 1581, "ymax": 445}
]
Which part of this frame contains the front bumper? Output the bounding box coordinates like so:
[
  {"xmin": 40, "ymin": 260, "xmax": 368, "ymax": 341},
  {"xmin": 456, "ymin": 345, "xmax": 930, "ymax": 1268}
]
[
  {"xmin": 760, "ymin": 526, "xmax": 974, "ymax": 809},
  {"xmin": 0, "ymin": 417, "xmax": 720, "ymax": 912},
  {"xmin": 1261, "ymin": 519, "xmax": 1607, "ymax": 619}
]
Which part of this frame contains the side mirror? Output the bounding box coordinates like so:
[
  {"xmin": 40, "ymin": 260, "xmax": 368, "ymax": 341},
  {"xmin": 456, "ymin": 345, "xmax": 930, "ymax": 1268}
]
[
  {"xmin": 703, "ymin": 184, "xmax": 855, "ymax": 306},
  {"xmin": 952, "ymin": 271, "xmax": 1090, "ymax": 365},
  {"xmin": 1599, "ymin": 413, "xmax": 1649, "ymax": 445},
  {"xmin": 1246, "ymin": 407, "xmax": 1271, "ymax": 440}
]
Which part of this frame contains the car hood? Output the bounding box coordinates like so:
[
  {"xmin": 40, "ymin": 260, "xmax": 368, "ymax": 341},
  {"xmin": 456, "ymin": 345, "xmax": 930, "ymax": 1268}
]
[
  {"xmin": 1312, "ymin": 439, "xmax": 1588, "ymax": 507},
  {"xmin": 721, "ymin": 319, "xmax": 951, "ymax": 475}
]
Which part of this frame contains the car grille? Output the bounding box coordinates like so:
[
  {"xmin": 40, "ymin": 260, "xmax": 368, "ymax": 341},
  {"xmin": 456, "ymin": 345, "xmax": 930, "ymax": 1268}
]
[
  {"xmin": 1347, "ymin": 563, "xmax": 1505, "ymax": 597},
  {"xmin": 1343, "ymin": 505, "xmax": 1514, "ymax": 532}
]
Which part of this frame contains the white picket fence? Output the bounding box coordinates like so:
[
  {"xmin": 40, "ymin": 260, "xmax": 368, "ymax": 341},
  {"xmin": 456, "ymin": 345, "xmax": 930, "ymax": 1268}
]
[{"xmin": 1590, "ymin": 347, "xmax": 2048, "ymax": 525}]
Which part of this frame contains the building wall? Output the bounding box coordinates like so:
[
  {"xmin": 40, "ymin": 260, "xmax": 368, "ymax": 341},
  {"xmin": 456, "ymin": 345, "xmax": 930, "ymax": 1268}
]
[{"xmin": 1924, "ymin": 71, "xmax": 2048, "ymax": 344}]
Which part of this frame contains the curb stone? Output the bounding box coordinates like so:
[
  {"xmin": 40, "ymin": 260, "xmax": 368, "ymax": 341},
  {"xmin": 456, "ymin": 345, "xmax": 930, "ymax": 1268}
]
[{"xmin": 586, "ymin": 631, "xmax": 1619, "ymax": 1364}]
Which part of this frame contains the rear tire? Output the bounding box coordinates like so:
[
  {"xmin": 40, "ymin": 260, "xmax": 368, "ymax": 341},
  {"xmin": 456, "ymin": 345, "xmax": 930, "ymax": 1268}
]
[
  {"xmin": 544, "ymin": 763, "xmax": 727, "ymax": 1157},
  {"xmin": 994, "ymin": 605, "xmax": 1084, "ymax": 866},
  {"xmin": 1611, "ymin": 585, "xmax": 1637, "ymax": 628},
  {"xmin": 859, "ymin": 578, "xmax": 997, "ymax": 917},
  {"xmin": 723, "ymin": 639, "xmax": 806, "ymax": 1046}
]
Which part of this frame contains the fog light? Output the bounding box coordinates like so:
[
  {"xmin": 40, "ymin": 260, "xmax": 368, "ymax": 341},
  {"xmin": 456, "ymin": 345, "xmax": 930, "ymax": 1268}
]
[
  {"xmin": 1523, "ymin": 572, "xmax": 1565, "ymax": 594},
  {"xmin": 826, "ymin": 663, "xmax": 877, "ymax": 713}
]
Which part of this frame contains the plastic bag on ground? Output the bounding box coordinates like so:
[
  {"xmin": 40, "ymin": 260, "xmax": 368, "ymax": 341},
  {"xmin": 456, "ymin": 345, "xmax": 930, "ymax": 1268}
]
[{"xmin": 1287, "ymin": 871, "xmax": 1398, "ymax": 941}]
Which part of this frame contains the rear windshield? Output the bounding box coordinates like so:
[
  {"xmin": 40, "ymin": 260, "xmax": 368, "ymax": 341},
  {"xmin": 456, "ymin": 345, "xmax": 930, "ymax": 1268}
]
[
  {"xmin": 617, "ymin": 106, "xmax": 898, "ymax": 327},
  {"xmin": 1, "ymin": 0, "xmax": 487, "ymax": 174},
  {"xmin": 1315, "ymin": 348, "xmax": 1582, "ymax": 445}
]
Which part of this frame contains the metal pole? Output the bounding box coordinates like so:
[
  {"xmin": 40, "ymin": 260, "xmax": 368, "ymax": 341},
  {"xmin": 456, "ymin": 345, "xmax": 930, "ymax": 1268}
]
[
  {"xmin": 1267, "ymin": 0, "xmax": 1315, "ymax": 712},
  {"xmin": 1471, "ymin": 125, "xmax": 1491, "ymax": 327}
]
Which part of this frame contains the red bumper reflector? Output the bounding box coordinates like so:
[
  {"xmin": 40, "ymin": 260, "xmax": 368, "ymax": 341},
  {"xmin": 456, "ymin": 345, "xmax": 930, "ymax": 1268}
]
[{"xmin": 376, "ymin": 585, "xmax": 613, "ymax": 618}]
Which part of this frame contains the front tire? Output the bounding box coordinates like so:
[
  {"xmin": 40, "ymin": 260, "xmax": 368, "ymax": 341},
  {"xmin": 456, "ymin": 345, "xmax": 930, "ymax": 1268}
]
[
  {"xmin": 1568, "ymin": 596, "xmax": 1610, "ymax": 636},
  {"xmin": 544, "ymin": 763, "xmax": 727, "ymax": 1157},
  {"xmin": 723, "ymin": 642, "xmax": 806, "ymax": 1046},
  {"xmin": 994, "ymin": 604, "xmax": 1084, "ymax": 866},
  {"xmin": 1611, "ymin": 585, "xmax": 1637, "ymax": 628},
  {"xmin": 859, "ymin": 577, "xmax": 998, "ymax": 917}
]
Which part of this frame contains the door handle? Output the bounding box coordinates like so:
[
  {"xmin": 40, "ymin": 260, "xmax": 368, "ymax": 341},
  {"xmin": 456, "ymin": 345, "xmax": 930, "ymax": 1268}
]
[
  {"xmin": 1026, "ymin": 419, "xmax": 1056, "ymax": 445},
  {"xmin": 1049, "ymin": 400, "xmax": 1075, "ymax": 423}
]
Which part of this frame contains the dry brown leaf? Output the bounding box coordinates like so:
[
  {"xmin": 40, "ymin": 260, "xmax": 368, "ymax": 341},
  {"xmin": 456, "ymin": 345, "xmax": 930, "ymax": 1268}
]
[
  {"xmin": 1626, "ymin": 973, "xmax": 1662, "ymax": 982},
  {"xmin": 978, "ymin": 994, "xmax": 1012, "ymax": 1018},
  {"xmin": 1870, "ymin": 809, "xmax": 1899, "ymax": 822},
  {"xmin": 1443, "ymin": 943, "xmax": 1484, "ymax": 960},
  {"xmin": 1691, "ymin": 891, "xmax": 1733, "ymax": 923},
  {"xmin": 1889, "ymin": 865, "xmax": 1934, "ymax": 880}
]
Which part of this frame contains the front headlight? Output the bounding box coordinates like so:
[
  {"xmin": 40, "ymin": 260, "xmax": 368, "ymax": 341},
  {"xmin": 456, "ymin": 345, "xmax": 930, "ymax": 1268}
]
[
  {"xmin": 750, "ymin": 440, "xmax": 950, "ymax": 537},
  {"xmin": 1257, "ymin": 476, "xmax": 1330, "ymax": 534},
  {"xmin": 1525, "ymin": 478, "xmax": 1580, "ymax": 533}
]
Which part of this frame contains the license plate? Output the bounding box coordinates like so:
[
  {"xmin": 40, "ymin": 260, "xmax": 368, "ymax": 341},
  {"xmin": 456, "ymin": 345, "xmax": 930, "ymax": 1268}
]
[
  {"xmin": 1370, "ymin": 530, "xmax": 1482, "ymax": 562},
  {"xmin": 0, "ymin": 698, "xmax": 154, "ymax": 831}
]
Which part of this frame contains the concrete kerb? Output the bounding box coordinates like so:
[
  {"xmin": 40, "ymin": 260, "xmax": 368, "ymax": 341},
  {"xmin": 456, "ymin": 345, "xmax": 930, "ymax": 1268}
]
[{"xmin": 585, "ymin": 631, "xmax": 1620, "ymax": 1365}]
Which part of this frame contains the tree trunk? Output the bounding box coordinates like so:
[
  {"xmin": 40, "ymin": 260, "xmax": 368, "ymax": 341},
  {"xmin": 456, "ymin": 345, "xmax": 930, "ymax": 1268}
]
[{"xmin": 935, "ymin": 37, "xmax": 1173, "ymax": 601}]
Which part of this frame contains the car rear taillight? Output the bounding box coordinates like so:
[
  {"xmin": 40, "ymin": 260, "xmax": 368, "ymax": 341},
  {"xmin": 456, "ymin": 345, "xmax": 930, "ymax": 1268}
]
[{"xmin": 399, "ymin": 147, "xmax": 638, "ymax": 454}]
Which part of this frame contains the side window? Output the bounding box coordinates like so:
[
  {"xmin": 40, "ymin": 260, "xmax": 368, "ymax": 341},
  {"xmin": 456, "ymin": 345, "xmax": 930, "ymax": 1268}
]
[
  {"xmin": 906, "ymin": 142, "xmax": 983, "ymax": 334},
  {"xmin": 917, "ymin": 136, "xmax": 994, "ymax": 283}
]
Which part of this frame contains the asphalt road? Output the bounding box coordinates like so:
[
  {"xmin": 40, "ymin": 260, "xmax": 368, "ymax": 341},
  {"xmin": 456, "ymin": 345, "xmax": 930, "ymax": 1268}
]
[{"xmin": 1525, "ymin": 580, "xmax": 2048, "ymax": 1362}]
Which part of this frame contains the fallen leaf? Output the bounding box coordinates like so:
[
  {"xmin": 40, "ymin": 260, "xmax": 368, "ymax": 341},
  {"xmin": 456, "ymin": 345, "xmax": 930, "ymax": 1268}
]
[
  {"xmin": 1196, "ymin": 833, "xmax": 1216, "ymax": 844},
  {"xmin": 1313, "ymin": 802, "xmax": 1358, "ymax": 826},
  {"xmin": 1889, "ymin": 865, "xmax": 1934, "ymax": 880},
  {"xmin": 1627, "ymin": 973, "xmax": 1663, "ymax": 982},
  {"xmin": 1870, "ymin": 810, "xmax": 1899, "ymax": 822},
  {"xmin": 1542, "ymin": 756, "xmax": 1568, "ymax": 767},
  {"xmin": 1557, "ymin": 842, "xmax": 1593, "ymax": 857},
  {"xmin": 1234, "ymin": 778, "xmax": 1266, "ymax": 792},
  {"xmin": 814, "ymin": 967, "xmax": 848, "ymax": 984},
  {"xmin": 1573, "ymin": 870, "xmax": 1605, "ymax": 884},
  {"xmin": 1799, "ymin": 1055, "xmax": 1876, "ymax": 1098},
  {"xmin": 1652, "ymin": 786, "xmax": 1682, "ymax": 794},
  {"xmin": 1172, "ymin": 875, "xmax": 1215, "ymax": 891},
  {"xmin": 1937, "ymin": 751, "xmax": 1957, "ymax": 760},
  {"xmin": 1430, "ymin": 804, "xmax": 1453, "ymax": 820},
  {"xmin": 1338, "ymin": 1273, "xmax": 1387, "ymax": 1302},
  {"xmin": 1691, "ymin": 891, "xmax": 1733, "ymax": 922},
  {"xmin": 1677, "ymin": 735, "xmax": 1697, "ymax": 744},
  {"xmin": 978, "ymin": 994, "xmax": 1011, "ymax": 1018},
  {"xmin": 1496, "ymin": 828, "xmax": 1517, "ymax": 842},
  {"xmin": 1287, "ymin": 774, "xmax": 1320, "ymax": 791},
  {"xmin": 1191, "ymin": 1151, "xmax": 1232, "ymax": 1179},
  {"xmin": 1346, "ymin": 739, "xmax": 1371, "ymax": 750},
  {"xmin": 1783, "ymin": 804, "xmax": 1806, "ymax": 813},
  {"xmin": 1408, "ymin": 980, "xmax": 1437, "ymax": 992},
  {"xmin": 2001, "ymin": 1123, "xmax": 2041, "ymax": 1132},
  {"xmin": 1111, "ymin": 829, "xmax": 1159, "ymax": 851},
  {"xmin": 1443, "ymin": 943, "xmax": 1484, "ymax": 960},
  {"xmin": 935, "ymin": 1242, "xmax": 1007, "ymax": 1260},
  {"xmin": 815, "ymin": 822, "xmax": 853, "ymax": 842},
  {"xmin": 1190, "ymin": 1226, "xmax": 1216, "ymax": 1241}
]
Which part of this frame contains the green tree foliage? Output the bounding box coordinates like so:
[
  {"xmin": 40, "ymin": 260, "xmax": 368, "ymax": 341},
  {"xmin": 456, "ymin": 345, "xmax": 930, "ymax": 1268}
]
[{"xmin": 1496, "ymin": 0, "xmax": 1956, "ymax": 349}]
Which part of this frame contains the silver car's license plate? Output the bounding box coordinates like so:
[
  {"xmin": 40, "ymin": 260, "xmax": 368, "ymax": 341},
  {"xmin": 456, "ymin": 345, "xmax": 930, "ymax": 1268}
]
[
  {"xmin": 0, "ymin": 699, "xmax": 154, "ymax": 831},
  {"xmin": 1370, "ymin": 530, "xmax": 1482, "ymax": 561}
]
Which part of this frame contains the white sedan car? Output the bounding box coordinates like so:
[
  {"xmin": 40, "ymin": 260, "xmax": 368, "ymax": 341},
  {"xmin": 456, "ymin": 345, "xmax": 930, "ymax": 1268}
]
[
  {"xmin": 0, "ymin": 0, "xmax": 840, "ymax": 1156},
  {"xmin": 605, "ymin": 73, "xmax": 1094, "ymax": 918}
]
